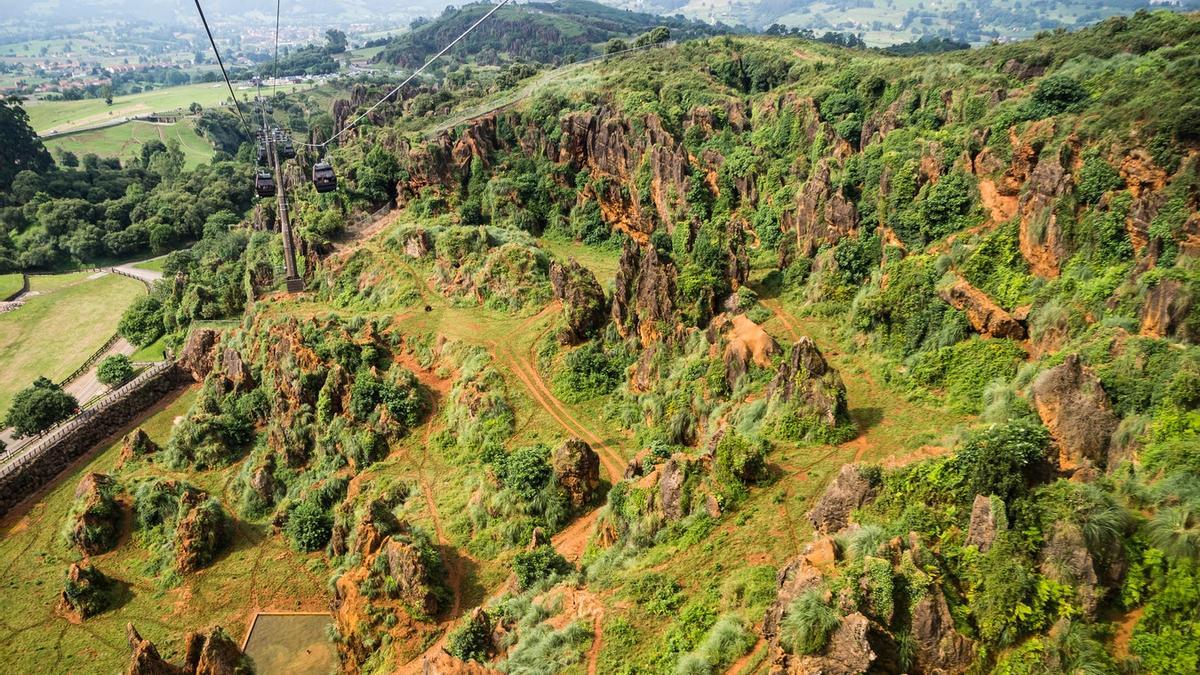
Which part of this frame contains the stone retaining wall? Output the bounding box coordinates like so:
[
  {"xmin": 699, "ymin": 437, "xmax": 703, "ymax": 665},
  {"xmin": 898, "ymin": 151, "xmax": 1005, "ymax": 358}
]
[{"xmin": 0, "ymin": 362, "xmax": 186, "ymax": 518}]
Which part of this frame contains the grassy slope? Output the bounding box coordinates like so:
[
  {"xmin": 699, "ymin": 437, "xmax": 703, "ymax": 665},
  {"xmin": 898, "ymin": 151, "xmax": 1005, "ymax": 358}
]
[
  {"xmin": 0, "ymin": 388, "xmax": 331, "ymax": 673},
  {"xmin": 44, "ymin": 120, "xmax": 215, "ymax": 169},
  {"xmin": 0, "ymin": 274, "xmax": 24, "ymax": 300},
  {"xmin": 24, "ymin": 82, "xmax": 237, "ymax": 134},
  {"xmin": 0, "ymin": 272, "xmax": 143, "ymax": 414}
]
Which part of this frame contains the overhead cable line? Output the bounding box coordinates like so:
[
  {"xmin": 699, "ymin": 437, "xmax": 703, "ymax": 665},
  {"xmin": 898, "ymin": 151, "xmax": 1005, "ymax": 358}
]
[
  {"xmin": 272, "ymin": 0, "xmax": 281, "ymax": 100},
  {"xmin": 191, "ymin": 0, "xmax": 252, "ymax": 135},
  {"xmin": 299, "ymin": 0, "xmax": 515, "ymax": 149}
]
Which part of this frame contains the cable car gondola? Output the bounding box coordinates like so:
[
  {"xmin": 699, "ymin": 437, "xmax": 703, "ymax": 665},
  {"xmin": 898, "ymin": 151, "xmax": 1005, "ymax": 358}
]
[
  {"xmin": 312, "ymin": 161, "xmax": 337, "ymax": 193},
  {"xmin": 280, "ymin": 137, "xmax": 296, "ymax": 160},
  {"xmin": 254, "ymin": 171, "xmax": 276, "ymax": 197}
]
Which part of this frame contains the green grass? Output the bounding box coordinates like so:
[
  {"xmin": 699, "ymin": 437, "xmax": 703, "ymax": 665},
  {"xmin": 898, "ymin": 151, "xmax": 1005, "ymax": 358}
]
[
  {"xmin": 130, "ymin": 336, "xmax": 168, "ymax": 362},
  {"xmin": 0, "ymin": 271, "xmax": 144, "ymax": 415},
  {"xmin": 0, "ymin": 274, "xmax": 24, "ymax": 300},
  {"xmin": 24, "ymin": 82, "xmax": 241, "ymax": 134},
  {"xmin": 0, "ymin": 387, "xmax": 333, "ymax": 673},
  {"xmin": 538, "ymin": 237, "xmax": 621, "ymax": 288},
  {"xmin": 131, "ymin": 257, "xmax": 167, "ymax": 274},
  {"xmin": 45, "ymin": 120, "xmax": 215, "ymax": 169}
]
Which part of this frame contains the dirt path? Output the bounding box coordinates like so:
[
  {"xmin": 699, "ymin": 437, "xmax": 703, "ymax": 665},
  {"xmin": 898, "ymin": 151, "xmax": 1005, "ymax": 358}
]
[{"xmin": 725, "ymin": 636, "xmax": 766, "ymax": 674}]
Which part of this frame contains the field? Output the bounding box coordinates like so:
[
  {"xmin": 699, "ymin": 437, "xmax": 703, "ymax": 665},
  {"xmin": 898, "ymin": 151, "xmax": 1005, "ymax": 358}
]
[
  {"xmin": 44, "ymin": 120, "xmax": 216, "ymax": 169},
  {"xmin": 0, "ymin": 388, "xmax": 333, "ymax": 673},
  {"xmin": 0, "ymin": 271, "xmax": 144, "ymax": 415},
  {"xmin": 241, "ymin": 613, "xmax": 336, "ymax": 673},
  {"xmin": 24, "ymin": 81, "xmax": 246, "ymax": 135},
  {"xmin": 0, "ymin": 274, "xmax": 24, "ymax": 300}
]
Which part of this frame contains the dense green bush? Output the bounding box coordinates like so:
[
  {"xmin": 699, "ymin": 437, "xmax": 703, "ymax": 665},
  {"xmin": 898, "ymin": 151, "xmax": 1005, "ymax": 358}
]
[
  {"xmin": 512, "ymin": 545, "xmax": 573, "ymax": 590},
  {"xmin": 118, "ymin": 295, "xmax": 165, "ymax": 347},
  {"xmin": 285, "ymin": 499, "xmax": 334, "ymax": 553},
  {"xmin": 4, "ymin": 376, "xmax": 77, "ymax": 437},
  {"xmin": 96, "ymin": 354, "xmax": 135, "ymax": 387},
  {"xmin": 953, "ymin": 421, "xmax": 1051, "ymax": 504},
  {"xmin": 497, "ymin": 444, "xmax": 554, "ymax": 502},
  {"xmin": 554, "ymin": 341, "xmax": 625, "ymax": 403}
]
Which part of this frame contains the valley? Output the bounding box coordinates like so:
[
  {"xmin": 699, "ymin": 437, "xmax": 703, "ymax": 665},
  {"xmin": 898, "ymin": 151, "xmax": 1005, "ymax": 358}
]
[{"xmin": 0, "ymin": 4, "xmax": 1198, "ymax": 675}]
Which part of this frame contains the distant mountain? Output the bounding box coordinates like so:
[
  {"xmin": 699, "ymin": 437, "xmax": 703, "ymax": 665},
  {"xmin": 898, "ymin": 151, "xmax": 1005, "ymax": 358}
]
[
  {"xmin": 374, "ymin": 0, "xmax": 736, "ymax": 68},
  {"xmin": 597, "ymin": 0, "xmax": 1200, "ymax": 45}
]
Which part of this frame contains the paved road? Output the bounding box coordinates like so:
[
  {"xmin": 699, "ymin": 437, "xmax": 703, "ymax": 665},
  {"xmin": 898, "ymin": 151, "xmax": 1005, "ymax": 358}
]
[{"xmin": 111, "ymin": 260, "xmax": 165, "ymax": 284}]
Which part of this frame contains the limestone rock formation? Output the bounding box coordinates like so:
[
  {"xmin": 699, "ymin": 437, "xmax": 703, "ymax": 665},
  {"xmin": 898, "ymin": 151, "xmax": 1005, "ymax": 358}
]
[
  {"xmin": 763, "ymin": 538, "xmax": 837, "ymax": 650},
  {"xmin": 182, "ymin": 626, "xmax": 249, "ymax": 675},
  {"xmin": 126, "ymin": 623, "xmax": 181, "ymax": 675},
  {"xmin": 716, "ymin": 314, "xmax": 779, "ymax": 389},
  {"xmin": 1040, "ymin": 522, "xmax": 1101, "ymax": 618},
  {"xmin": 769, "ymin": 337, "xmax": 850, "ymax": 432},
  {"xmin": 549, "ymin": 259, "xmax": 608, "ymax": 345},
  {"xmin": 1031, "ymin": 355, "xmax": 1119, "ymax": 470},
  {"xmin": 910, "ymin": 587, "xmax": 977, "ymax": 673},
  {"xmin": 218, "ymin": 347, "xmax": 253, "ymax": 391},
  {"xmin": 402, "ymin": 228, "xmax": 433, "ymax": 258},
  {"xmin": 612, "ymin": 240, "xmax": 677, "ymax": 346},
  {"xmin": 1140, "ymin": 278, "xmax": 1194, "ymax": 343},
  {"xmin": 552, "ymin": 438, "xmax": 601, "ymax": 509},
  {"xmin": 806, "ymin": 464, "xmax": 880, "ymax": 534},
  {"xmin": 69, "ymin": 472, "xmax": 122, "ymax": 555},
  {"xmin": 173, "ymin": 488, "xmax": 231, "ymax": 574},
  {"xmin": 177, "ymin": 328, "xmax": 220, "ymax": 382},
  {"xmin": 119, "ymin": 428, "xmax": 159, "ymax": 464},
  {"xmin": 787, "ymin": 613, "xmax": 891, "ymax": 675},
  {"xmin": 384, "ymin": 538, "xmax": 440, "ymax": 615},
  {"xmin": 938, "ymin": 277, "xmax": 1027, "ymax": 339},
  {"xmin": 58, "ymin": 563, "xmax": 116, "ymax": 621},
  {"xmin": 966, "ymin": 494, "xmax": 1000, "ymax": 553},
  {"xmin": 783, "ymin": 159, "xmax": 859, "ymax": 258},
  {"xmin": 1018, "ymin": 150, "xmax": 1073, "ymax": 278}
]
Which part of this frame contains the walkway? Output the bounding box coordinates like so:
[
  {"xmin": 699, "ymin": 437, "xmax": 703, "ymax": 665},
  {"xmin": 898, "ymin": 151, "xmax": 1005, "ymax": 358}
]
[{"xmin": 110, "ymin": 260, "xmax": 165, "ymax": 284}]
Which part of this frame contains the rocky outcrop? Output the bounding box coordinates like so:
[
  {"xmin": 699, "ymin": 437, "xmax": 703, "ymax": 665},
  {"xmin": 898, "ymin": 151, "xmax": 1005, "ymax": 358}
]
[
  {"xmin": 1018, "ymin": 149, "xmax": 1073, "ymax": 278},
  {"xmin": 124, "ymin": 623, "xmax": 248, "ymax": 675},
  {"xmin": 218, "ymin": 347, "xmax": 253, "ymax": 392},
  {"xmin": 787, "ymin": 613, "xmax": 891, "ymax": 675},
  {"xmin": 174, "ymin": 488, "xmax": 231, "ymax": 574},
  {"xmin": 401, "ymin": 228, "xmax": 433, "ymax": 258},
  {"xmin": 1040, "ymin": 522, "xmax": 1101, "ymax": 618},
  {"xmin": 611, "ymin": 241, "xmax": 677, "ymax": 346},
  {"xmin": 806, "ymin": 464, "xmax": 880, "ymax": 534},
  {"xmin": 938, "ymin": 277, "xmax": 1027, "ymax": 339},
  {"xmin": 552, "ymin": 438, "xmax": 601, "ymax": 508},
  {"xmin": 769, "ymin": 337, "xmax": 850, "ymax": 431},
  {"xmin": 1140, "ymin": 278, "xmax": 1194, "ymax": 343},
  {"xmin": 966, "ymin": 494, "xmax": 1000, "ymax": 553},
  {"xmin": 383, "ymin": 538, "xmax": 440, "ymax": 615},
  {"xmin": 182, "ymin": 626, "xmax": 250, "ymax": 675},
  {"xmin": 58, "ymin": 563, "xmax": 116, "ymax": 621},
  {"xmin": 69, "ymin": 472, "xmax": 122, "ymax": 555},
  {"xmin": 177, "ymin": 328, "xmax": 220, "ymax": 383},
  {"xmin": 763, "ymin": 538, "xmax": 837, "ymax": 649},
  {"xmin": 782, "ymin": 160, "xmax": 858, "ymax": 258},
  {"xmin": 716, "ymin": 314, "xmax": 780, "ymax": 389},
  {"xmin": 1031, "ymin": 355, "xmax": 1119, "ymax": 471},
  {"xmin": 126, "ymin": 623, "xmax": 181, "ymax": 675},
  {"xmin": 549, "ymin": 260, "xmax": 608, "ymax": 345},
  {"xmin": 910, "ymin": 587, "xmax": 976, "ymax": 673},
  {"xmin": 119, "ymin": 428, "xmax": 159, "ymax": 464}
]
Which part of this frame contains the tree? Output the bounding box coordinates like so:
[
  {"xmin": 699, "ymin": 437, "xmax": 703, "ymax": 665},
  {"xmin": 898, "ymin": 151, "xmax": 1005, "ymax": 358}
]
[
  {"xmin": 605, "ymin": 38, "xmax": 629, "ymax": 56},
  {"xmin": 325, "ymin": 29, "xmax": 348, "ymax": 55},
  {"xmin": 96, "ymin": 354, "xmax": 135, "ymax": 387},
  {"xmin": 4, "ymin": 377, "xmax": 78, "ymax": 437},
  {"xmin": 118, "ymin": 295, "xmax": 165, "ymax": 346},
  {"xmin": 0, "ymin": 97, "xmax": 52, "ymax": 192},
  {"xmin": 188, "ymin": 102, "xmax": 202, "ymax": 115}
]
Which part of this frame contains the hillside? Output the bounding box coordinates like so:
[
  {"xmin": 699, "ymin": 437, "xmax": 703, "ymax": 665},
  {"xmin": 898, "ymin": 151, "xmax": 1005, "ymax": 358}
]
[
  {"xmin": 374, "ymin": 0, "xmax": 734, "ymax": 68},
  {"xmin": 1, "ymin": 8, "xmax": 1199, "ymax": 675},
  {"xmin": 603, "ymin": 0, "xmax": 1200, "ymax": 45}
]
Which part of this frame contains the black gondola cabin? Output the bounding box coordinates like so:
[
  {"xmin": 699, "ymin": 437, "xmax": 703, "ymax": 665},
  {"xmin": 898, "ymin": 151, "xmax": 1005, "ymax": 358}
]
[{"xmin": 312, "ymin": 162, "xmax": 337, "ymax": 193}]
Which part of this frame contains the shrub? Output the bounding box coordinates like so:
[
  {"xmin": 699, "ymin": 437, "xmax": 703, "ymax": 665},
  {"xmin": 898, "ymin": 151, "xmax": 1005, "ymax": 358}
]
[
  {"xmin": 512, "ymin": 545, "xmax": 572, "ymax": 590},
  {"xmin": 628, "ymin": 572, "xmax": 685, "ymax": 616},
  {"xmin": 674, "ymin": 614, "xmax": 755, "ymax": 673},
  {"xmin": 953, "ymin": 421, "xmax": 1051, "ymax": 503},
  {"xmin": 1028, "ymin": 75, "xmax": 1089, "ymax": 118},
  {"xmin": 96, "ymin": 354, "xmax": 135, "ymax": 387},
  {"xmin": 286, "ymin": 499, "xmax": 333, "ymax": 552},
  {"xmin": 498, "ymin": 444, "xmax": 553, "ymax": 502},
  {"xmin": 118, "ymin": 295, "xmax": 165, "ymax": 346},
  {"xmin": 714, "ymin": 432, "xmax": 767, "ymax": 488},
  {"xmin": 446, "ymin": 614, "xmax": 491, "ymax": 662},
  {"xmin": 780, "ymin": 589, "xmax": 839, "ymax": 655},
  {"xmin": 1076, "ymin": 154, "xmax": 1123, "ymax": 204},
  {"xmin": 4, "ymin": 376, "xmax": 78, "ymax": 437},
  {"xmin": 554, "ymin": 341, "xmax": 625, "ymax": 402}
]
